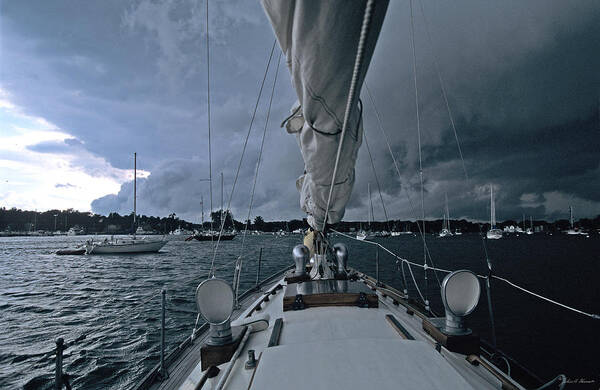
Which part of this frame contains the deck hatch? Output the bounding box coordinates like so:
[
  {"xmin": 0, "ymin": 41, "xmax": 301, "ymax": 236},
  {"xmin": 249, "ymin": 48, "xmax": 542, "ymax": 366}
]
[
  {"xmin": 385, "ymin": 314, "xmax": 415, "ymax": 340},
  {"xmin": 283, "ymin": 280, "xmax": 378, "ymax": 311},
  {"xmin": 268, "ymin": 318, "xmax": 283, "ymax": 347}
]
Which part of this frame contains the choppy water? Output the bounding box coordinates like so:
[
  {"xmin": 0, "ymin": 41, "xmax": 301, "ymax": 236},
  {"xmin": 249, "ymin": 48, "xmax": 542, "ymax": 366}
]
[{"xmin": 1, "ymin": 233, "xmax": 598, "ymax": 389}]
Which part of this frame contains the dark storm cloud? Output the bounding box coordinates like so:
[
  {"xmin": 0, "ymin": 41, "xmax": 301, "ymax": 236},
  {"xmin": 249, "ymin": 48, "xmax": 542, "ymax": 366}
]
[
  {"xmin": 344, "ymin": 0, "xmax": 600, "ymax": 222},
  {"xmin": 2, "ymin": 0, "xmax": 599, "ymax": 221}
]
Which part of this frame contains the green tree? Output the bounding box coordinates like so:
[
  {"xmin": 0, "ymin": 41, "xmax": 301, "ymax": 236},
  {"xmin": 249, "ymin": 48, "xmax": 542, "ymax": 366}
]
[{"xmin": 253, "ymin": 216, "xmax": 265, "ymax": 231}]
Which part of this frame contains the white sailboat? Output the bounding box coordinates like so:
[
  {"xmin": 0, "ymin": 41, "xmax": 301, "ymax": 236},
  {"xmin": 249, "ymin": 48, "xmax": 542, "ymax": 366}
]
[
  {"xmin": 438, "ymin": 193, "xmax": 453, "ymax": 237},
  {"xmin": 86, "ymin": 153, "xmax": 167, "ymax": 254},
  {"xmin": 526, "ymin": 216, "xmax": 534, "ymax": 235},
  {"xmin": 566, "ymin": 206, "xmax": 588, "ymax": 236},
  {"xmin": 356, "ymin": 183, "xmax": 375, "ymax": 241},
  {"xmin": 486, "ymin": 185, "xmax": 503, "ymax": 239}
]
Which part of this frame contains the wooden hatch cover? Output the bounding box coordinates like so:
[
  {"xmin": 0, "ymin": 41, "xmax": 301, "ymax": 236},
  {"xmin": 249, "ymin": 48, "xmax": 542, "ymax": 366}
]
[{"xmin": 283, "ymin": 280, "xmax": 378, "ymax": 311}]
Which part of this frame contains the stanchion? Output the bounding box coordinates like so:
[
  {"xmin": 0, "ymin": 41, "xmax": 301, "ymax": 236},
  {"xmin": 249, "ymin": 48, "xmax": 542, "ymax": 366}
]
[
  {"xmin": 55, "ymin": 338, "xmax": 64, "ymax": 390},
  {"xmin": 255, "ymin": 247, "xmax": 263, "ymax": 288},
  {"xmin": 160, "ymin": 289, "xmax": 168, "ymax": 379}
]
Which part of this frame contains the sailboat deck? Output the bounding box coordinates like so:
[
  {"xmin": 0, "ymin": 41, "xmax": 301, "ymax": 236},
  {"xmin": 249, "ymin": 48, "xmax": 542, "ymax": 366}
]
[{"xmin": 167, "ymin": 271, "xmax": 524, "ymax": 390}]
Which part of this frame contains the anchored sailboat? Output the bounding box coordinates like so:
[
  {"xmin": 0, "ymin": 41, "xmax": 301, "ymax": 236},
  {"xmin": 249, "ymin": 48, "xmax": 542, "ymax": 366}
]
[
  {"xmin": 356, "ymin": 183, "xmax": 375, "ymax": 241},
  {"xmin": 186, "ymin": 173, "xmax": 237, "ymax": 241},
  {"xmin": 486, "ymin": 185, "xmax": 502, "ymax": 240},
  {"xmin": 85, "ymin": 153, "xmax": 167, "ymax": 254},
  {"xmin": 438, "ymin": 193, "xmax": 453, "ymax": 237},
  {"xmin": 566, "ymin": 206, "xmax": 588, "ymax": 236},
  {"xmin": 526, "ymin": 216, "xmax": 534, "ymax": 235}
]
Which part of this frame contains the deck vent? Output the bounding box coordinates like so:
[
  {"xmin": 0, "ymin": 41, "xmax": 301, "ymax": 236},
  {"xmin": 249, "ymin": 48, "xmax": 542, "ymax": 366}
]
[
  {"xmin": 441, "ymin": 270, "xmax": 480, "ymax": 335},
  {"xmin": 196, "ymin": 278, "xmax": 235, "ymax": 345},
  {"xmin": 333, "ymin": 243, "xmax": 348, "ymax": 274},
  {"xmin": 292, "ymin": 244, "xmax": 309, "ymax": 276}
]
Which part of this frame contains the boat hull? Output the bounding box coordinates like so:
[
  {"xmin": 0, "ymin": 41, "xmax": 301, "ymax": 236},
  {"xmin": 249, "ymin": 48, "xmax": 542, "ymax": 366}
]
[
  {"xmin": 185, "ymin": 234, "xmax": 236, "ymax": 241},
  {"xmin": 486, "ymin": 229, "xmax": 503, "ymax": 239},
  {"xmin": 86, "ymin": 240, "xmax": 167, "ymax": 254},
  {"xmin": 438, "ymin": 229, "xmax": 453, "ymax": 238}
]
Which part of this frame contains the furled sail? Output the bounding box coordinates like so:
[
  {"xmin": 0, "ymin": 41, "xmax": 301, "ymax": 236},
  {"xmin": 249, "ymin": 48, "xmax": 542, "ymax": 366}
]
[{"xmin": 262, "ymin": 0, "xmax": 389, "ymax": 230}]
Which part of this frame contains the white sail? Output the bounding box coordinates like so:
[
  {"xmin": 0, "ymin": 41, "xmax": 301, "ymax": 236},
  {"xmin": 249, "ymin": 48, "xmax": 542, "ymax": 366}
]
[{"xmin": 262, "ymin": 0, "xmax": 389, "ymax": 230}]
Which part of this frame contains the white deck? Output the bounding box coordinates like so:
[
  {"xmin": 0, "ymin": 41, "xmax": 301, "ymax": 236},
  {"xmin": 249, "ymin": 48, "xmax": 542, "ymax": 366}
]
[{"xmin": 180, "ymin": 277, "xmax": 522, "ymax": 390}]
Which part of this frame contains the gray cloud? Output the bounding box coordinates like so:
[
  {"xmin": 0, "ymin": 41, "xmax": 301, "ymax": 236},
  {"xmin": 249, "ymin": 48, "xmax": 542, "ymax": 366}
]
[
  {"xmin": 27, "ymin": 138, "xmax": 83, "ymax": 154},
  {"xmin": 55, "ymin": 183, "xmax": 77, "ymax": 189},
  {"xmin": 2, "ymin": 0, "xmax": 599, "ymax": 222}
]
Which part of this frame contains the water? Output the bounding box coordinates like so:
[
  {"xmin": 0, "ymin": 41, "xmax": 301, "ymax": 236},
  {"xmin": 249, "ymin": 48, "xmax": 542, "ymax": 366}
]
[{"xmin": 0, "ymin": 233, "xmax": 598, "ymax": 389}]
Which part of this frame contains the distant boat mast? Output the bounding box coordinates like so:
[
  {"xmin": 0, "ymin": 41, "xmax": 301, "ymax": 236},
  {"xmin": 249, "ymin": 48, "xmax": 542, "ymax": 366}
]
[
  {"xmin": 133, "ymin": 152, "xmax": 137, "ymax": 236},
  {"xmin": 368, "ymin": 183, "xmax": 374, "ymax": 229},
  {"xmin": 569, "ymin": 205, "xmax": 574, "ymax": 229}
]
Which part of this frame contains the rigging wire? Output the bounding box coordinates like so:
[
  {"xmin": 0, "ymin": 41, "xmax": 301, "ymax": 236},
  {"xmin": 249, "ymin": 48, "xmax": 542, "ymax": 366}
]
[
  {"xmin": 416, "ymin": 0, "xmax": 501, "ymax": 343},
  {"xmin": 234, "ymin": 51, "xmax": 282, "ymax": 304},
  {"xmin": 205, "ymin": 0, "xmax": 213, "ymax": 240},
  {"xmin": 417, "ymin": 0, "xmax": 467, "ymax": 182},
  {"xmin": 362, "ymin": 115, "xmax": 391, "ymax": 232},
  {"xmin": 363, "ymin": 84, "xmax": 442, "ymax": 288},
  {"xmin": 322, "ymin": 0, "xmax": 376, "ymax": 232},
  {"xmin": 208, "ymin": 39, "xmax": 278, "ymax": 277},
  {"xmin": 414, "ymin": 0, "xmax": 495, "ymax": 266},
  {"xmin": 331, "ymin": 228, "xmax": 600, "ymax": 321},
  {"xmin": 409, "ymin": 0, "xmax": 431, "ymax": 311}
]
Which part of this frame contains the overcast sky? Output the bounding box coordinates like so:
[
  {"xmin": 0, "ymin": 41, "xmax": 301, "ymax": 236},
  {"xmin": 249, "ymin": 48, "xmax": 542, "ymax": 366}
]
[{"xmin": 1, "ymin": 0, "xmax": 598, "ymax": 224}]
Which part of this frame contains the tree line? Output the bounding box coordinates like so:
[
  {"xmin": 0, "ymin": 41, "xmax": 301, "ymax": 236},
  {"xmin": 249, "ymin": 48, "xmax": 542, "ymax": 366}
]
[{"xmin": 1, "ymin": 207, "xmax": 598, "ymax": 234}]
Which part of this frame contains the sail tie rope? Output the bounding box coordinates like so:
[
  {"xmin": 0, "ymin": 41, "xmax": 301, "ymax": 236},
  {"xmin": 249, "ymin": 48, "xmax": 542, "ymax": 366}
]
[
  {"xmin": 322, "ymin": 0, "xmax": 376, "ymax": 232},
  {"xmin": 208, "ymin": 39, "xmax": 277, "ymax": 276},
  {"xmin": 331, "ymin": 228, "xmax": 600, "ymax": 320}
]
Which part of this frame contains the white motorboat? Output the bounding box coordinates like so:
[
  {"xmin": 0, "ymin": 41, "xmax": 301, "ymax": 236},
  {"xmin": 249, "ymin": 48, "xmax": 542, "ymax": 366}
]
[
  {"xmin": 67, "ymin": 226, "xmax": 85, "ymax": 236},
  {"xmin": 392, "ymin": 224, "xmax": 413, "ymax": 236},
  {"xmin": 355, "ymin": 230, "xmax": 368, "ymax": 240},
  {"xmin": 171, "ymin": 227, "xmax": 192, "ymax": 235}
]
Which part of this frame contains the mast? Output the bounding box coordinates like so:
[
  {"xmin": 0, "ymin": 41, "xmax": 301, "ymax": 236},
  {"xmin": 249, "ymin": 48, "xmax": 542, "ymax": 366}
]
[
  {"xmin": 569, "ymin": 206, "xmax": 573, "ymax": 229},
  {"xmin": 530, "ymin": 216, "xmax": 533, "ymax": 230},
  {"xmin": 221, "ymin": 172, "xmax": 224, "ymax": 227},
  {"xmin": 206, "ymin": 0, "xmax": 213, "ymax": 236},
  {"xmin": 201, "ymin": 195, "xmax": 204, "ymax": 226},
  {"xmin": 490, "ymin": 185, "xmax": 495, "ymax": 228},
  {"xmin": 444, "ymin": 193, "xmax": 450, "ymax": 230},
  {"xmin": 133, "ymin": 152, "xmax": 137, "ymax": 236},
  {"xmin": 368, "ymin": 183, "xmax": 373, "ymax": 229}
]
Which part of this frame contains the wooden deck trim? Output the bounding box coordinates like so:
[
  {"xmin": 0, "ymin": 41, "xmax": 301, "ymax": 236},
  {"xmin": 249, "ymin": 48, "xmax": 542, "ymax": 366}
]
[
  {"xmin": 353, "ymin": 270, "xmax": 428, "ymax": 320},
  {"xmin": 467, "ymin": 355, "xmax": 519, "ymax": 390}
]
